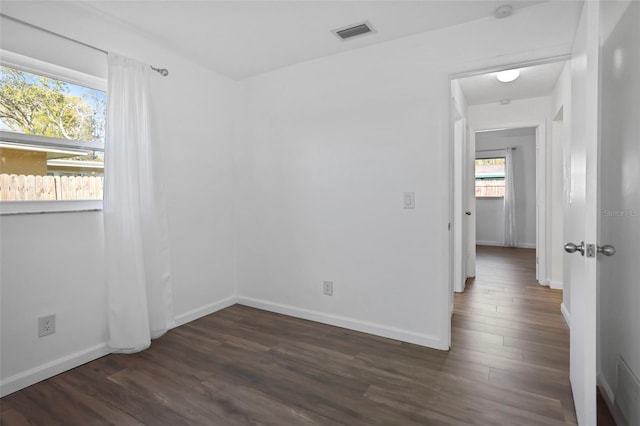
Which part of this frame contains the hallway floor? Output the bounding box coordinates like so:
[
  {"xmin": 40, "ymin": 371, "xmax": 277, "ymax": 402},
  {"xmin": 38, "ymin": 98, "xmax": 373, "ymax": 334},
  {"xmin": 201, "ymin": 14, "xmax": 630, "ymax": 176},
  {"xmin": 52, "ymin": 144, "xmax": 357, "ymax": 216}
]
[{"xmin": 454, "ymin": 245, "xmax": 577, "ymax": 424}]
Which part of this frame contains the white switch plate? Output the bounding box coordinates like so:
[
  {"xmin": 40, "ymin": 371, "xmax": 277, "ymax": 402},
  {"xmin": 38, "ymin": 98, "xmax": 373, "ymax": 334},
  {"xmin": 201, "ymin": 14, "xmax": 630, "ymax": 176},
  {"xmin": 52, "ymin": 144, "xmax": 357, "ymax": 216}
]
[{"xmin": 404, "ymin": 192, "xmax": 415, "ymax": 209}]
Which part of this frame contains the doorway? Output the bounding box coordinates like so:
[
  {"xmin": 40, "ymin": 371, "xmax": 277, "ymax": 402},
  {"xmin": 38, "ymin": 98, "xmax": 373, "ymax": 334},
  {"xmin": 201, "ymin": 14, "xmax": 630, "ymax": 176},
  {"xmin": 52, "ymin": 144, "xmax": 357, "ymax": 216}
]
[{"xmin": 450, "ymin": 59, "xmax": 569, "ymax": 296}]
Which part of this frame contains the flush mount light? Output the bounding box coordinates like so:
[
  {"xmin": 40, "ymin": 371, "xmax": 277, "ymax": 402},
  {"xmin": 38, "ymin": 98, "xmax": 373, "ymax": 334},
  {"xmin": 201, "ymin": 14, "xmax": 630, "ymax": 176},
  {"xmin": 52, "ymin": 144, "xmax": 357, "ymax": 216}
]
[
  {"xmin": 496, "ymin": 69, "xmax": 520, "ymax": 82},
  {"xmin": 500, "ymin": 99, "xmax": 511, "ymax": 105}
]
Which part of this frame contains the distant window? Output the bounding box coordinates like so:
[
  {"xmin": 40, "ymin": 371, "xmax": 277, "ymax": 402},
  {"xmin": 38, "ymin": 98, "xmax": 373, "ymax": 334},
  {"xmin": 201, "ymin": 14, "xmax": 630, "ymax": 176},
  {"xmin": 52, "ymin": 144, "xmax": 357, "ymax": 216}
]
[
  {"xmin": 0, "ymin": 57, "xmax": 106, "ymax": 202},
  {"xmin": 475, "ymin": 157, "xmax": 505, "ymax": 198}
]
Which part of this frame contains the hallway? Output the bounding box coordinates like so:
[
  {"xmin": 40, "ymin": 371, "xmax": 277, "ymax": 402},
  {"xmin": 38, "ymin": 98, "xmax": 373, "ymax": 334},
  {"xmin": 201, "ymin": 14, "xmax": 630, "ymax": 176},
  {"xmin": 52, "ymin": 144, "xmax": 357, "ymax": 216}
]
[{"xmin": 453, "ymin": 245, "xmax": 577, "ymax": 424}]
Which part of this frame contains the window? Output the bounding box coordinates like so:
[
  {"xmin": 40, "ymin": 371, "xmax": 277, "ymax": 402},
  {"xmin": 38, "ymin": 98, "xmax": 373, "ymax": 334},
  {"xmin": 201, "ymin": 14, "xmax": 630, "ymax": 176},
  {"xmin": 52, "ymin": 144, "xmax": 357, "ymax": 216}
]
[
  {"xmin": 0, "ymin": 51, "xmax": 106, "ymax": 206},
  {"xmin": 475, "ymin": 157, "xmax": 505, "ymax": 197}
]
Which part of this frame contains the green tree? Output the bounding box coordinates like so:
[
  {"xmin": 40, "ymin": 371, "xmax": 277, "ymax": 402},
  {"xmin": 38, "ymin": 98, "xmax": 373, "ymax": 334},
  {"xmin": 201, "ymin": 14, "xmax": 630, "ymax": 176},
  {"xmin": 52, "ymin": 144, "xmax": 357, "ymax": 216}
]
[{"xmin": 0, "ymin": 66, "xmax": 99, "ymax": 141}]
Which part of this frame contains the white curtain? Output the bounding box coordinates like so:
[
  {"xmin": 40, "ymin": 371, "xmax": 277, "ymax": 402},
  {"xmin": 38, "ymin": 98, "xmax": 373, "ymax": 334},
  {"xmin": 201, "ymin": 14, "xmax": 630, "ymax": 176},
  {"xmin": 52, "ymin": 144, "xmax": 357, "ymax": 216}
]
[
  {"xmin": 503, "ymin": 147, "xmax": 516, "ymax": 247},
  {"xmin": 104, "ymin": 53, "xmax": 175, "ymax": 353}
]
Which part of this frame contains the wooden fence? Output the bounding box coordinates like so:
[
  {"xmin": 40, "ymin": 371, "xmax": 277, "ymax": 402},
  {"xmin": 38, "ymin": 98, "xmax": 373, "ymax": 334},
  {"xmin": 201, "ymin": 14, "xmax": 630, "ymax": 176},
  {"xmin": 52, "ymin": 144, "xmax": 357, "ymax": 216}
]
[
  {"xmin": 0, "ymin": 174, "xmax": 103, "ymax": 201},
  {"xmin": 475, "ymin": 179, "xmax": 505, "ymax": 198}
]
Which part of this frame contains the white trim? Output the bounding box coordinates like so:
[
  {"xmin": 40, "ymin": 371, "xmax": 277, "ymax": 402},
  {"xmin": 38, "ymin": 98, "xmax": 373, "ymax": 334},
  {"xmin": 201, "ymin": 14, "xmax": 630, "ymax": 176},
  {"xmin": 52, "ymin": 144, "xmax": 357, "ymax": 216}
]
[
  {"xmin": 237, "ymin": 296, "xmax": 448, "ymax": 350},
  {"xmin": 470, "ymin": 120, "xmax": 547, "ymax": 284},
  {"xmin": 516, "ymin": 243, "xmax": 536, "ymax": 249},
  {"xmin": 0, "ymin": 131, "xmax": 104, "ymax": 152},
  {"xmin": 0, "ymin": 296, "xmax": 236, "ymax": 397},
  {"xmin": 476, "ymin": 240, "xmax": 504, "ymax": 247},
  {"xmin": 476, "ymin": 240, "xmax": 536, "ymax": 249},
  {"xmin": 549, "ymin": 280, "xmax": 563, "ymax": 290},
  {"xmin": 449, "ymin": 54, "xmax": 572, "ymax": 80},
  {"xmin": 0, "ymin": 200, "xmax": 102, "ymax": 215},
  {"xmin": 598, "ymin": 373, "xmax": 616, "ymax": 408},
  {"xmin": 173, "ymin": 295, "xmax": 238, "ymax": 328},
  {"xmin": 0, "ymin": 343, "xmax": 110, "ymax": 397},
  {"xmin": 561, "ymin": 302, "xmax": 570, "ymax": 327},
  {"xmin": 597, "ymin": 373, "xmax": 626, "ymax": 426},
  {"xmin": 1, "ymin": 49, "xmax": 106, "ymax": 91}
]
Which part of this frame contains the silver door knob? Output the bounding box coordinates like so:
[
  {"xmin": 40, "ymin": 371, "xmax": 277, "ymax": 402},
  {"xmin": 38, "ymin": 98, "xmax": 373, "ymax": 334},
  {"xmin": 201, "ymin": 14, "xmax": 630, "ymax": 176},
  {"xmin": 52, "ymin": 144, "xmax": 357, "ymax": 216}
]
[
  {"xmin": 564, "ymin": 241, "xmax": 585, "ymax": 256},
  {"xmin": 465, "ymin": 211, "xmax": 472, "ymax": 216},
  {"xmin": 598, "ymin": 244, "xmax": 616, "ymax": 256}
]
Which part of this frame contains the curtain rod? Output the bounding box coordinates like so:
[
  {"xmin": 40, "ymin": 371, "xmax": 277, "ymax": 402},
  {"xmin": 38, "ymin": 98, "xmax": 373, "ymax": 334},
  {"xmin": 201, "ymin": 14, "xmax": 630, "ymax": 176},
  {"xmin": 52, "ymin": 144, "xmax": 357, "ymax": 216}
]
[
  {"xmin": 1, "ymin": 13, "xmax": 169, "ymax": 77},
  {"xmin": 476, "ymin": 147, "xmax": 516, "ymax": 153}
]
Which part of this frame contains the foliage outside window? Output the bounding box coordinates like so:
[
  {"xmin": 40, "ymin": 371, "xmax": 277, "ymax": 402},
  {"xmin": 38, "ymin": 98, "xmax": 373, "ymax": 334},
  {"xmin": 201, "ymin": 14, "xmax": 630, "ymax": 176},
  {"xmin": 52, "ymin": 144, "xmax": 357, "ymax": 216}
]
[
  {"xmin": 0, "ymin": 60, "xmax": 106, "ymax": 202},
  {"xmin": 475, "ymin": 157, "xmax": 505, "ymax": 198}
]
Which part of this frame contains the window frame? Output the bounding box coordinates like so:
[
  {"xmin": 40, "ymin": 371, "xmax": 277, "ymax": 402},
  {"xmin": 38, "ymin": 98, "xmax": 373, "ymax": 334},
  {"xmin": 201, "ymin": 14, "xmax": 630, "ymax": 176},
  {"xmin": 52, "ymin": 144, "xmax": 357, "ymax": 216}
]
[
  {"xmin": 0, "ymin": 50, "xmax": 106, "ymax": 214},
  {"xmin": 474, "ymin": 155, "xmax": 506, "ymax": 199}
]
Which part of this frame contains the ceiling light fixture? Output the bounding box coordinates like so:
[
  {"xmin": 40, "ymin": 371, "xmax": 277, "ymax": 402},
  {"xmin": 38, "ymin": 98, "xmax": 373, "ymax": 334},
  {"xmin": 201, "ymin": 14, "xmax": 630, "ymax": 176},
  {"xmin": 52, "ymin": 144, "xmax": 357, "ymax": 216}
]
[
  {"xmin": 494, "ymin": 5, "xmax": 513, "ymax": 19},
  {"xmin": 496, "ymin": 69, "xmax": 520, "ymax": 83},
  {"xmin": 500, "ymin": 99, "xmax": 511, "ymax": 105}
]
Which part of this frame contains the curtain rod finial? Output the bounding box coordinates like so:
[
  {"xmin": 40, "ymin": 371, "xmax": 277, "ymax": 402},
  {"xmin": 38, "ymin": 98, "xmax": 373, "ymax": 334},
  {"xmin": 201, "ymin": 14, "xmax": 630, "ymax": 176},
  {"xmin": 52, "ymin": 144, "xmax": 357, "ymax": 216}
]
[{"xmin": 151, "ymin": 66, "xmax": 169, "ymax": 77}]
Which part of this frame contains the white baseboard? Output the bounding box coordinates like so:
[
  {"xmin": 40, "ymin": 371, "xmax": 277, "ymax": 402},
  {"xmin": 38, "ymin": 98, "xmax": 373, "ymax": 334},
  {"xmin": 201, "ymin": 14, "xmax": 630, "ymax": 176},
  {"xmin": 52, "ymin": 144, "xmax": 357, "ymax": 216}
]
[
  {"xmin": 237, "ymin": 296, "xmax": 448, "ymax": 350},
  {"xmin": 476, "ymin": 241, "xmax": 504, "ymax": 247},
  {"xmin": 0, "ymin": 343, "xmax": 110, "ymax": 397},
  {"xmin": 516, "ymin": 243, "xmax": 536, "ymax": 249},
  {"xmin": 174, "ymin": 295, "xmax": 238, "ymax": 327},
  {"xmin": 598, "ymin": 373, "xmax": 627, "ymax": 426},
  {"xmin": 560, "ymin": 302, "xmax": 570, "ymax": 327},
  {"xmin": 476, "ymin": 241, "xmax": 536, "ymax": 249},
  {"xmin": 598, "ymin": 373, "xmax": 616, "ymax": 409},
  {"xmin": 1, "ymin": 296, "xmax": 238, "ymax": 398},
  {"xmin": 549, "ymin": 280, "xmax": 563, "ymax": 290}
]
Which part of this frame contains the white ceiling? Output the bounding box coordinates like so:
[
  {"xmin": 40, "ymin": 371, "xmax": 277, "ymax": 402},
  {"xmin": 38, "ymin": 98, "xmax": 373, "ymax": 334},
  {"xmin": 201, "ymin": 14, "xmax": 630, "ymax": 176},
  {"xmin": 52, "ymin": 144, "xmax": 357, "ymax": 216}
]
[
  {"xmin": 457, "ymin": 60, "xmax": 567, "ymax": 106},
  {"xmin": 3, "ymin": 0, "xmax": 549, "ymax": 80}
]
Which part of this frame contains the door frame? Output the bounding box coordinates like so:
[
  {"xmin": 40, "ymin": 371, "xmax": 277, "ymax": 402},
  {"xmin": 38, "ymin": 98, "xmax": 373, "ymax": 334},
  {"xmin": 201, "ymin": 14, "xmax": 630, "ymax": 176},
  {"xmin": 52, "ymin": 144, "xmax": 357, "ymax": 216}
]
[
  {"xmin": 449, "ymin": 56, "xmax": 568, "ymax": 295},
  {"xmin": 469, "ymin": 120, "xmax": 546, "ymax": 283}
]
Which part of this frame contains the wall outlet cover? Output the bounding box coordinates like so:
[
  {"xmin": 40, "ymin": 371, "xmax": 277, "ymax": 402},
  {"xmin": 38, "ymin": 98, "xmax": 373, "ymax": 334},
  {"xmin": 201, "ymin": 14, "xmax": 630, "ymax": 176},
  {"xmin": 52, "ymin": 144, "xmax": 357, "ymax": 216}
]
[{"xmin": 38, "ymin": 314, "xmax": 56, "ymax": 337}]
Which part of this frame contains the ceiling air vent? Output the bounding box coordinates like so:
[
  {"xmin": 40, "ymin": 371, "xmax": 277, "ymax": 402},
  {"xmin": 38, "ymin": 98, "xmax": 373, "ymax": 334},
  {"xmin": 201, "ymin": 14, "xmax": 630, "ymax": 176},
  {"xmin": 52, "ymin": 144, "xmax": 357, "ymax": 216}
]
[{"xmin": 333, "ymin": 22, "xmax": 375, "ymax": 41}]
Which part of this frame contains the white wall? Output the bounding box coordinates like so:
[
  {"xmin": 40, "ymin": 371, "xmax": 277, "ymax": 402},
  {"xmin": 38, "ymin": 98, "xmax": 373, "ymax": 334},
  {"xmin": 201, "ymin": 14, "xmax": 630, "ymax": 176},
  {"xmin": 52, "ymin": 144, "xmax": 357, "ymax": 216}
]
[
  {"xmin": 235, "ymin": 2, "xmax": 581, "ymax": 348},
  {"xmin": 475, "ymin": 127, "xmax": 537, "ymax": 248},
  {"xmin": 0, "ymin": 212, "xmax": 108, "ymax": 390},
  {"xmin": 0, "ymin": 6, "xmax": 238, "ymax": 395}
]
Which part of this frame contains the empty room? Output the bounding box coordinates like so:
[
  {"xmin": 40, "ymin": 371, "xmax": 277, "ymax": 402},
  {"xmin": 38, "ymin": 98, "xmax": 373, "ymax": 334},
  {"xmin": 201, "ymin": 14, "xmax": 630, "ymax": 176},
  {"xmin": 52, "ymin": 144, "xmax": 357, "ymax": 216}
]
[{"xmin": 0, "ymin": 1, "xmax": 638, "ymax": 425}]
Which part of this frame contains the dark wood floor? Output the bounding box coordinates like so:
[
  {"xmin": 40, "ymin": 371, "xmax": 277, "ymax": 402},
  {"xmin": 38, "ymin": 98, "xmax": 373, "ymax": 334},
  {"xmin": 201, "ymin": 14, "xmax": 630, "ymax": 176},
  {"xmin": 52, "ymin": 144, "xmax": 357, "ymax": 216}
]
[{"xmin": 2, "ymin": 246, "xmax": 584, "ymax": 425}]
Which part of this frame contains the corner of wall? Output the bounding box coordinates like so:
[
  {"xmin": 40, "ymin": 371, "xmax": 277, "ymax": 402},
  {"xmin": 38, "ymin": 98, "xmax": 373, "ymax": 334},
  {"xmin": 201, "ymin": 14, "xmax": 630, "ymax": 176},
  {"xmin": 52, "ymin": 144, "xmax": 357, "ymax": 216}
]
[
  {"xmin": 174, "ymin": 295, "xmax": 238, "ymax": 328},
  {"xmin": 236, "ymin": 296, "xmax": 449, "ymax": 351}
]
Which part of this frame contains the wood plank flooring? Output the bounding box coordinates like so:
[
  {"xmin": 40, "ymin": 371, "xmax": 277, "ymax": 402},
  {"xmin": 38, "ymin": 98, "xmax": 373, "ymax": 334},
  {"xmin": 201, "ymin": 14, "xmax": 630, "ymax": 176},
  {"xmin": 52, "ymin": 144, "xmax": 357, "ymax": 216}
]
[{"xmin": 1, "ymin": 246, "xmax": 580, "ymax": 425}]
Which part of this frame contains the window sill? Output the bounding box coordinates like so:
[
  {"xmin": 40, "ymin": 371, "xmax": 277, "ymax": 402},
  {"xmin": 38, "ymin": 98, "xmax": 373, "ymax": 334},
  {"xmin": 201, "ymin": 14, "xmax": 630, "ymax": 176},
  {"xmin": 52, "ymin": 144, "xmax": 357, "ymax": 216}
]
[{"xmin": 0, "ymin": 200, "xmax": 102, "ymax": 216}]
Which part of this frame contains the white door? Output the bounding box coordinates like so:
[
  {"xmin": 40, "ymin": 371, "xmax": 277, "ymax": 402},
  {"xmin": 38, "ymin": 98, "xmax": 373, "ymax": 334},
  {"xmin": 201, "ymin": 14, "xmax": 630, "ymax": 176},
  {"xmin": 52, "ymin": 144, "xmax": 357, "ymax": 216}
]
[
  {"xmin": 565, "ymin": 1, "xmax": 600, "ymax": 424},
  {"xmin": 453, "ymin": 118, "xmax": 466, "ymax": 292},
  {"xmin": 599, "ymin": 1, "xmax": 640, "ymax": 424},
  {"xmin": 465, "ymin": 125, "xmax": 476, "ymax": 279}
]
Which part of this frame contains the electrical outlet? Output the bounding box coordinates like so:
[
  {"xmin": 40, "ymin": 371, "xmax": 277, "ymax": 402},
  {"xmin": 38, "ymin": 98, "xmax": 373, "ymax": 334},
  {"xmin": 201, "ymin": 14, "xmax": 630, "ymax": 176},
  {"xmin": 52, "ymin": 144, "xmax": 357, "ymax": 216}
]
[
  {"xmin": 323, "ymin": 281, "xmax": 333, "ymax": 296},
  {"xmin": 38, "ymin": 314, "xmax": 56, "ymax": 337}
]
